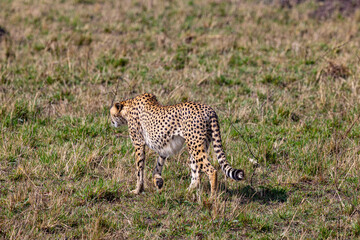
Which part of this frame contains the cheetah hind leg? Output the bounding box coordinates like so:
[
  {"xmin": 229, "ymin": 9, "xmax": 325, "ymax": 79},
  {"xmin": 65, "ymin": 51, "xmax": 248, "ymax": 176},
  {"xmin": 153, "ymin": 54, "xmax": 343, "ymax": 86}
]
[
  {"xmin": 188, "ymin": 151, "xmax": 217, "ymax": 199},
  {"xmin": 153, "ymin": 156, "xmax": 166, "ymax": 191},
  {"xmin": 187, "ymin": 156, "xmax": 201, "ymax": 192}
]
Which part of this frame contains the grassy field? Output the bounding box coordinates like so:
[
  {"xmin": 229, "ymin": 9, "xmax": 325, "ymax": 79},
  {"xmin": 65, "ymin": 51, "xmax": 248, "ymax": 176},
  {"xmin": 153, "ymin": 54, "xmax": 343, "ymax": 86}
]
[{"xmin": 1, "ymin": 0, "xmax": 360, "ymax": 239}]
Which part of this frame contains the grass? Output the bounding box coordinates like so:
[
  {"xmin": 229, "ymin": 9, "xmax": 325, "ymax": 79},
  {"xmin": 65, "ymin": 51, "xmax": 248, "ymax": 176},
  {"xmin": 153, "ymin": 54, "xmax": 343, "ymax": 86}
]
[{"xmin": 1, "ymin": 0, "xmax": 360, "ymax": 239}]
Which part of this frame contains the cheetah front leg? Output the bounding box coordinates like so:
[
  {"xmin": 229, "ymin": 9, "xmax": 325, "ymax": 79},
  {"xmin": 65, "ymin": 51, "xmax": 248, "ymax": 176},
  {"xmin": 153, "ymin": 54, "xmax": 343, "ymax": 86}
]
[
  {"xmin": 131, "ymin": 144, "xmax": 145, "ymax": 194},
  {"xmin": 153, "ymin": 156, "xmax": 166, "ymax": 190}
]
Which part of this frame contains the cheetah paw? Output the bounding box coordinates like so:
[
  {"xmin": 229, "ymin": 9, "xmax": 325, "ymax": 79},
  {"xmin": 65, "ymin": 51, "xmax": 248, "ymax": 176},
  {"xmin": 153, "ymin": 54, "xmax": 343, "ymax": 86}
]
[
  {"xmin": 130, "ymin": 189, "xmax": 140, "ymax": 194},
  {"xmin": 130, "ymin": 186, "xmax": 143, "ymax": 195},
  {"xmin": 153, "ymin": 177, "xmax": 164, "ymax": 190}
]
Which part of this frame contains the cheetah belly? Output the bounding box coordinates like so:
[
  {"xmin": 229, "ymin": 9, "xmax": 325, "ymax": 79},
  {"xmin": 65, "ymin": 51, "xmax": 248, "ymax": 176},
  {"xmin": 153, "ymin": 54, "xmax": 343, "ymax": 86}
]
[
  {"xmin": 142, "ymin": 127, "xmax": 185, "ymax": 157},
  {"xmin": 158, "ymin": 135, "xmax": 185, "ymax": 157}
]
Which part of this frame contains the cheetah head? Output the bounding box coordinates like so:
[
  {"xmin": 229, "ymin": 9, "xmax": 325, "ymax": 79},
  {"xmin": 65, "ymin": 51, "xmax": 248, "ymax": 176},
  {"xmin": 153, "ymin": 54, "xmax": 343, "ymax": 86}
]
[{"xmin": 110, "ymin": 102, "xmax": 127, "ymax": 127}]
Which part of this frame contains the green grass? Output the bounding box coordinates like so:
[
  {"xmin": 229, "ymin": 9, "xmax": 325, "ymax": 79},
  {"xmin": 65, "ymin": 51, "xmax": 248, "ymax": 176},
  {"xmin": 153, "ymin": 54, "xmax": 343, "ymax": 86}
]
[{"xmin": 1, "ymin": 0, "xmax": 360, "ymax": 239}]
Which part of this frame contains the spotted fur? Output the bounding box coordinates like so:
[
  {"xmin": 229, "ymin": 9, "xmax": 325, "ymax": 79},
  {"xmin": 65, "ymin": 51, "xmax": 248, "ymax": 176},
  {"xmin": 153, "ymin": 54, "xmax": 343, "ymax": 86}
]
[{"xmin": 110, "ymin": 93, "xmax": 244, "ymax": 196}]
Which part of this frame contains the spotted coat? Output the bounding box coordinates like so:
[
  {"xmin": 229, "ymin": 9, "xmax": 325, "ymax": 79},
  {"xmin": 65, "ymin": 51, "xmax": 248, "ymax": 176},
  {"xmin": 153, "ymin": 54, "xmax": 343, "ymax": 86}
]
[{"xmin": 110, "ymin": 93, "xmax": 244, "ymax": 196}]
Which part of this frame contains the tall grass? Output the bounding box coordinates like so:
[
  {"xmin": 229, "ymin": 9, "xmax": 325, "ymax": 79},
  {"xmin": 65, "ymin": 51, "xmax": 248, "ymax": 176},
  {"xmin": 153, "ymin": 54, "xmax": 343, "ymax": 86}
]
[{"xmin": 1, "ymin": 0, "xmax": 360, "ymax": 238}]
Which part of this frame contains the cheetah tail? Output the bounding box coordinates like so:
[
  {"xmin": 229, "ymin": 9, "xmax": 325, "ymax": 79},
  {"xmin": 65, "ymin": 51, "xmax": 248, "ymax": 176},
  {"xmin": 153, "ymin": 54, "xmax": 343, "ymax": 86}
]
[{"xmin": 210, "ymin": 113, "xmax": 245, "ymax": 181}]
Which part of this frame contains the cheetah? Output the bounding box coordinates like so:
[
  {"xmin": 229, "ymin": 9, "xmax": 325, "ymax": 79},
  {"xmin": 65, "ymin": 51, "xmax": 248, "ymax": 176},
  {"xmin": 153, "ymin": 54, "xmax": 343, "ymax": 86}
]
[{"xmin": 110, "ymin": 93, "xmax": 244, "ymax": 197}]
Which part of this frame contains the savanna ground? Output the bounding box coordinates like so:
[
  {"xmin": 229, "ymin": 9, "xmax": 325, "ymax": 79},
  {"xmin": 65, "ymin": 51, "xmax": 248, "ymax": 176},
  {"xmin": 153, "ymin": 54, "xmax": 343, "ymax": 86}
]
[{"xmin": 1, "ymin": 0, "xmax": 360, "ymax": 239}]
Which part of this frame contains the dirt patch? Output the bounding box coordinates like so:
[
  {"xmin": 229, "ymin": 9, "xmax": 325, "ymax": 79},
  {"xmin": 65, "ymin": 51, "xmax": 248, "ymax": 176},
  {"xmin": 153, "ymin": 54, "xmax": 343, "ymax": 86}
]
[
  {"xmin": 279, "ymin": 0, "xmax": 360, "ymax": 20},
  {"xmin": 279, "ymin": 0, "xmax": 306, "ymax": 8},
  {"xmin": 310, "ymin": 0, "xmax": 360, "ymax": 20},
  {"xmin": 0, "ymin": 26, "xmax": 9, "ymax": 40},
  {"xmin": 324, "ymin": 61, "xmax": 350, "ymax": 79}
]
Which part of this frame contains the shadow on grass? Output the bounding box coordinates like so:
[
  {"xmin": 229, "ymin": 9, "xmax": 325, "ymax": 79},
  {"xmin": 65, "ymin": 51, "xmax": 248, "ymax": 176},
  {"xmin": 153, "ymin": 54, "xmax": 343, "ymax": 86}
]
[{"xmin": 219, "ymin": 184, "xmax": 288, "ymax": 204}]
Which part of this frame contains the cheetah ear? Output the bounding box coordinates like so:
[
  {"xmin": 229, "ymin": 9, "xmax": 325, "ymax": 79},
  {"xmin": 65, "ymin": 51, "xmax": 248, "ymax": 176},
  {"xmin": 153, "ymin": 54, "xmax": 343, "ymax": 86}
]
[{"xmin": 114, "ymin": 102, "xmax": 123, "ymax": 111}]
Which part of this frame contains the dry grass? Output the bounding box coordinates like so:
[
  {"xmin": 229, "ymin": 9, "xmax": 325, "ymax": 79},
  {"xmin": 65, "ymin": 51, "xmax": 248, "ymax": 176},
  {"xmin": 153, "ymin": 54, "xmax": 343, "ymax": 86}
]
[{"xmin": 1, "ymin": 0, "xmax": 360, "ymax": 239}]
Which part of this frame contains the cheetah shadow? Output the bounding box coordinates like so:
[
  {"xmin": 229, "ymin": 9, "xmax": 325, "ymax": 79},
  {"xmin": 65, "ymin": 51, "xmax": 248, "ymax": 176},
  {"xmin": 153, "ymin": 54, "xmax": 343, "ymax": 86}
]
[{"xmin": 217, "ymin": 183, "xmax": 288, "ymax": 204}]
